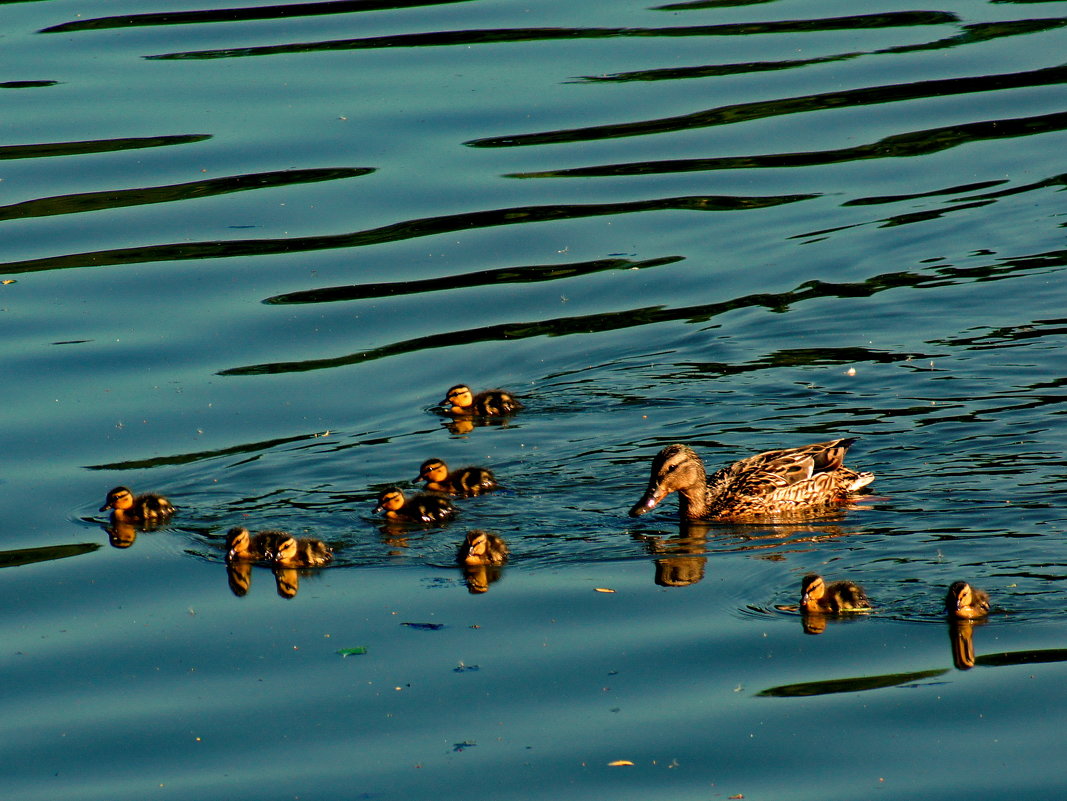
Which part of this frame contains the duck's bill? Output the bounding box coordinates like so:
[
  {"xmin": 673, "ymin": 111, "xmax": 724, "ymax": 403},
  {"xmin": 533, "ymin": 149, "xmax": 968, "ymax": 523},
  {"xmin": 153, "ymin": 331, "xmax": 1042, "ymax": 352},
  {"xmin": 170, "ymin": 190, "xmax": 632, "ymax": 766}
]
[{"xmin": 628, "ymin": 491, "xmax": 659, "ymax": 517}]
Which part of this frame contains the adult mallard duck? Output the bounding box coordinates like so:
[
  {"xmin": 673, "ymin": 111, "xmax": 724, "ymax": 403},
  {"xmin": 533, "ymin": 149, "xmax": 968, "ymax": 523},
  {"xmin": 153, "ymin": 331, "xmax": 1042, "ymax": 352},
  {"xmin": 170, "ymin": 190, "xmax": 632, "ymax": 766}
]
[
  {"xmin": 225, "ymin": 526, "xmax": 290, "ymax": 563},
  {"xmin": 273, "ymin": 536, "xmax": 333, "ymax": 568},
  {"xmin": 800, "ymin": 573, "xmax": 871, "ymax": 613},
  {"xmin": 442, "ymin": 384, "xmax": 523, "ymax": 417},
  {"xmin": 100, "ymin": 486, "xmax": 175, "ymax": 524},
  {"xmin": 374, "ymin": 488, "xmax": 456, "ymax": 524},
  {"xmin": 456, "ymin": 530, "xmax": 509, "ymax": 567},
  {"xmin": 415, "ymin": 458, "xmax": 498, "ymax": 496},
  {"xmin": 945, "ymin": 581, "xmax": 990, "ymax": 619},
  {"xmin": 628, "ymin": 439, "xmax": 873, "ymax": 520}
]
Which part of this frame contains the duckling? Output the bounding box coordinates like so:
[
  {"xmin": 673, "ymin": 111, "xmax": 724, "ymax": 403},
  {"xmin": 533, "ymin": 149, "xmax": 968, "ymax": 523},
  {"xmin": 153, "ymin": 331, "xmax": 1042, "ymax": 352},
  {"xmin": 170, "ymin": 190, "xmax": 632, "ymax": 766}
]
[
  {"xmin": 800, "ymin": 573, "xmax": 872, "ymax": 613},
  {"xmin": 945, "ymin": 581, "xmax": 990, "ymax": 619},
  {"xmin": 629, "ymin": 439, "xmax": 873, "ymax": 521},
  {"xmin": 273, "ymin": 536, "xmax": 333, "ymax": 568},
  {"xmin": 225, "ymin": 526, "xmax": 291, "ymax": 563},
  {"xmin": 99, "ymin": 486, "xmax": 175, "ymax": 524},
  {"xmin": 455, "ymin": 530, "xmax": 509, "ymax": 567},
  {"xmin": 374, "ymin": 488, "xmax": 456, "ymax": 524},
  {"xmin": 416, "ymin": 458, "xmax": 498, "ymax": 496},
  {"xmin": 442, "ymin": 384, "xmax": 524, "ymax": 417}
]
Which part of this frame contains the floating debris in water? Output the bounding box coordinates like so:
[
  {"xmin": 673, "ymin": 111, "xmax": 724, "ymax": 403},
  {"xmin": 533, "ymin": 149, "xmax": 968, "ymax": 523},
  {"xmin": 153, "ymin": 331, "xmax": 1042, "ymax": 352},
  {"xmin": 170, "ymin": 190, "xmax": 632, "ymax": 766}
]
[
  {"xmin": 453, "ymin": 741, "xmax": 476, "ymax": 752},
  {"xmin": 594, "ymin": 587, "xmax": 616, "ymax": 593},
  {"xmin": 453, "ymin": 662, "xmax": 479, "ymax": 672},
  {"xmin": 608, "ymin": 760, "xmax": 634, "ymax": 767},
  {"xmin": 402, "ymin": 622, "xmax": 444, "ymax": 630},
  {"xmin": 337, "ymin": 647, "xmax": 368, "ymax": 657}
]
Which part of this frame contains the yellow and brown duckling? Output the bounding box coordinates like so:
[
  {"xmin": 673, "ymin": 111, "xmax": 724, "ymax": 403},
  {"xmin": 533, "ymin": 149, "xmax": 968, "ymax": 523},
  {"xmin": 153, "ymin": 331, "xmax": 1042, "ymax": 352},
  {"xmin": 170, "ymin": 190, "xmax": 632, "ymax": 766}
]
[
  {"xmin": 273, "ymin": 536, "xmax": 333, "ymax": 568},
  {"xmin": 629, "ymin": 439, "xmax": 874, "ymax": 521},
  {"xmin": 800, "ymin": 573, "xmax": 872, "ymax": 613},
  {"xmin": 945, "ymin": 581, "xmax": 990, "ymax": 619},
  {"xmin": 374, "ymin": 488, "xmax": 456, "ymax": 524},
  {"xmin": 416, "ymin": 458, "xmax": 498, "ymax": 496},
  {"xmin": 100, "ymin": 486, "xmax": 175, "ymax": 524},
  {"xmin": 442, "ymin": 384, "xmax": 523, "ymax": 417},
  {"xmin": 456, "ymin": 530, "xmax": 509, "ymax": 567},
  {"xmin": 225, "ymin": 526, "xmax": 291, "ymax": 563}
]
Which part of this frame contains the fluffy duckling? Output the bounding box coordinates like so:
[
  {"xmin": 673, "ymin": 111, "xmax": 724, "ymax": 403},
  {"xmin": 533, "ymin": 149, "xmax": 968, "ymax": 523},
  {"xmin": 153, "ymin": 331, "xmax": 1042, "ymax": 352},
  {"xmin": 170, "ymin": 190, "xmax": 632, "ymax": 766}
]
[
  {"xmin": 225, "ymin": 526, "xmax": 291, "ymax": 563},
  {"xmin": 629, "ymin": 439, "xmax": 873, "ymax": 521},
  {"xmin": 456, "ymin": 530, "xmax": 509, "ymax": 567},
  {"xmin": 416, "ymin": 458, "xmax": 498, "ymax": 496},
  {"xmin": 442, "ymin": 384, "xmax": 523, "ymax": 417},
  {"xmin": 374, "ymin": 488, "xmax": 456, "ymax": 524},
  {"xmin": 273, "ymin": 536, "xmax": 333, "ymax": 568},
  {"xmin": 800, "ymin": 573, "xmax": 872, "ymax": 613},
  {"xmin": 945, "ymin": 581, "xmax": 990, "ymax": 619},
  {"xmin": 100, "ymin": 486, "xmax": 175, "ymax": 524}
]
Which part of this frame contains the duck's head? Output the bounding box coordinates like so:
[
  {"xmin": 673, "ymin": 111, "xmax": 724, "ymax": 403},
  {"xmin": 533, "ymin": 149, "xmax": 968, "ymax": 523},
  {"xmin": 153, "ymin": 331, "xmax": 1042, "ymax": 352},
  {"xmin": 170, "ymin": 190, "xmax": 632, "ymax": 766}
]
[
  {"xmin": 628, "ymin": 444, "xmax": 705, "ymax": 517},
  {"xmin": 274, "ymin": 536, "xmax": 299, "ymax": 564},
  {"xmin": 374, "ymin": 488, "xmax": 406, "ymax": 514},
  {"xmin": 416, "ymin": 458, "xmax": 449, "ymax": 484},
  {"xmin": 225, "ymin": 527, "xmax": 252, "ymax": 561},
  {"xmin": 100, "ymin": 486, "xmax": 135, "ymax": 512},
  {"xmin": 443, "ymin": 384, "xmax": 473, "ymax": 410},
  {"xmin": 800, "ymin": 573, "xmax": 826, "ymax": 607}
]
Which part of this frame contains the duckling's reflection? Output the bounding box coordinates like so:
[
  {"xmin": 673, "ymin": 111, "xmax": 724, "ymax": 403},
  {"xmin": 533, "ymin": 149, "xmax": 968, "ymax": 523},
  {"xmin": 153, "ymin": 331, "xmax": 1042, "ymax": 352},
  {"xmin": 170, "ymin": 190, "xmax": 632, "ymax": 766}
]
[
  {"xmin": 456, "ymin": 530, "xmax": 509, "ymax": 594},
  {"xmin": 105, "ymin": 521, "xmax": 139, "ymax": 548},
  {"xmin": 223, "ymin": 562, "xmax": 312, "ymax": 599},
  {"xmin": 948, "ymin": 619, "xmax": 981, "ymax": 670}
]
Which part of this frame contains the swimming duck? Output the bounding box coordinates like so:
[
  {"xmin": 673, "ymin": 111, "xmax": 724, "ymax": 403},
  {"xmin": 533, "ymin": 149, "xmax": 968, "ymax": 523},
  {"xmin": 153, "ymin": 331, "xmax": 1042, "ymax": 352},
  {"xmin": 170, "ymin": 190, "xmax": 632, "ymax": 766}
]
[
  {"xmin": 629, "ymin": 439, "xmax": 873, "ymax": 521},
  {"xmin": 945, "ymin": 581, "xmax": 990, "ymax": 619},
  {"xmin": 99, "ymin": 486, "xmax": 175, "ymax": 524},
  {"xmin": 374, "ymin": 488, "xmax": 456, "ymax": 524},
  {"xmin": 225, "ymin": 526, "xmax": 291, "ymax": 563},
  {"xmin": 456, "ymin": 530, "xmax": 509, "ymax": 567},
  {"xmin": 442, "ymin": 384, "xmax": 524, "ymax": 417},
  {"xmin": 800, "ymin": 573, "xmax": 871, "ymax": 613},
  {"xmin": 416, "ymin": 458, "xmax": 498, "ymax": 496},
  {"xmin": 273, "ymin": 536, "xmax": 333, "ymax": 568}
]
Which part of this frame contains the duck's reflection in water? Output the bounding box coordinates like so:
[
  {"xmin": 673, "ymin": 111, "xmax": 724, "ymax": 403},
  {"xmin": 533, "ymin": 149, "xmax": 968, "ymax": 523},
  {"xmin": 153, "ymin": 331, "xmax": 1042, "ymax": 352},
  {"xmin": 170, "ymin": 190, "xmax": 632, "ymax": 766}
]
[
  {"xmin": 456, "ymin": 530, "xmax": 509, "ymax": 594},
  {"xmin": 634, "ymin": 527, "xmax": 708, "ymax": 587},
  {"xmin": 948, "ymin": 619, "xmax": 982, "ymax": 670},
  {"xmin": 106, "ymin": 521, "xmax": 138, "ymax": 548},
  {"xmin": 224, "ymin": 561, "xmax": 316, "ymax": 599}
]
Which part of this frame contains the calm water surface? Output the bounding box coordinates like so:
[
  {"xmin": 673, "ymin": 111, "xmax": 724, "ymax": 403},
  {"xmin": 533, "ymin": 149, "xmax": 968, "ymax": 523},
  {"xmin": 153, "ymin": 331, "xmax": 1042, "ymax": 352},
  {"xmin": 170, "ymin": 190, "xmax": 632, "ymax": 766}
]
[{"xmin": 3, "ymin": 0, "xmax": 1067, "ymax": 798}]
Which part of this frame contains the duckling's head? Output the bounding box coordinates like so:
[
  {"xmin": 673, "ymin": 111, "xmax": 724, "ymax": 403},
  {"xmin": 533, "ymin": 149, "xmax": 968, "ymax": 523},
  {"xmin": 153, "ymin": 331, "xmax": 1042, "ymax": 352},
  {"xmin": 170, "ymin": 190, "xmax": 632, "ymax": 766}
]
[
  {"xmin": 416, "ymin": 458, "xmax": 449, "ymax": 484},
  {"xmin": 946, "ymin": 581, "xmax": 986, "ymax": 617},
  {"xmin": 800, "ymin": 573, "xmax": 826, "ymax": 606},
  {"xmin": 100, "ymin": 486, "xmax": 135, "ymax": 512},
  {"xmin": 374, "ymin": 488, "xmax": 406, "ymax": 514},
  {"xmin": 459, "ymin": 530, "xmax": 490, "ymax": 565},
  {"xmin": 443, "ymin": 384, "xmax": 473, "ymax": 410},
  {"xmin": 274, "ymin": 536, "xmax": 299, "ymax": 565},
  {"xmin": 225, "ymin": 527, "xmax": 252, "ymax": 561},
  {"xmin": 628, "ymin": 444, "xmax": 705, "ymax": 517}
]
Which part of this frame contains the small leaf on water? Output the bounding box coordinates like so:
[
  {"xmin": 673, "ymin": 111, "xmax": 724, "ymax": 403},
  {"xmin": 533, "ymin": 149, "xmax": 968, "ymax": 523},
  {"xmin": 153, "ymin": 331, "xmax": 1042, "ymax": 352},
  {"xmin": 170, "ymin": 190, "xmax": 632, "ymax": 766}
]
[
  {"xmin": 594, "ymin": 588, "xmax": 616, "ymax": 593},
  {"xmin": 402, "ymin": 622, "xmax": 444, "ymax": 630},
  {"xmin": 608, "ymin": 760, "xmax": 633, "ymax": 767},
  {"xmin": 337, "ymin": 647, "xmax": 368, "ymax": 657}
]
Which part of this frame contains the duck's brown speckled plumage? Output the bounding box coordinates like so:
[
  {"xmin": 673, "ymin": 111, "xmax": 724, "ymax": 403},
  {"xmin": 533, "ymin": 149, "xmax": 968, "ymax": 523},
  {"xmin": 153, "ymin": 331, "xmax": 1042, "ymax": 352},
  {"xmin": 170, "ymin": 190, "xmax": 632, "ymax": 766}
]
[
  {"xmin": 100, "ymin": 486, "xmax": 175, "ymax": 524},
  {"xmin": 274, "ymin": 536, "xmax": 333, "ymax": 568},
  {"xmin": 456, "ymin": 530, "xmax": 509, "ymax": 567},
  {"xmin": 442, "ymin": 384, "xmax": 523, "ymax": 418},
  {"xmin": 945, "ymin": 581, "xmax": 990, "ymax": 619},
  {"xmin": 800, "ymin": 573, "xmax": 872, "ymax": 613},
  {"xmin": 629, "ymin": 439, "xmax": 873, "ymax": 521},
  {"xmin": 374, "ymin": 488, "xmax": 456, "ymax": 524},
  {"xmin": 416, "ymin": 458, "xmax": 498, "ymax": 496},
  {"xmin": 225, "ymin": 527, "xmax": 290, "ymax": 563}
]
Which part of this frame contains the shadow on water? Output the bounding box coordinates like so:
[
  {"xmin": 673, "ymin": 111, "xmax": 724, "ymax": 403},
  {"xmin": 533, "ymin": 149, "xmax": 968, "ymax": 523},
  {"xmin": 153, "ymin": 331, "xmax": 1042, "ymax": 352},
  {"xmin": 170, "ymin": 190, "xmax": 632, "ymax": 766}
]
[
  {"xmin": 0, "ymin": 134, "xmax": 210, "ymax": 161},
  {"xmin": 507, "ymin": 112, "xmax": 1067, "ymax": 178},
  {"xmin": 264, "ymin": 256, "xmax": 682, "ymax": 305},
  {"xmin": 218, "ymin": 247, "xmax": 1067, "ymax": 375},
  {"xmin": 136, "ymin": 12, "xmax": 959, "ymax": 60},
  {"xmin": 0, "ymin": 193, "xmax": 812, "ymax": 274},
  {"xmin": 0, "ymin": 168, "xmax": 373, "ymax": 222},
  {"xmin": 0, "ymin": 542, "xmax": 100, "ymax": 569},
  {"xmin": 39, "ymin": 0, "xmax": 476, "ymax": 33}
]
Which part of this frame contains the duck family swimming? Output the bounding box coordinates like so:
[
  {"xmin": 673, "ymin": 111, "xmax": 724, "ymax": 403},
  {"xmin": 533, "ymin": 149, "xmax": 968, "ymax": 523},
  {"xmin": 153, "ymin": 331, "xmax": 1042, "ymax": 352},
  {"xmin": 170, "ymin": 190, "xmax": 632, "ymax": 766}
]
[
  {"xmin": 416, "ymin": 458, "xmax": 498, "ymax": 496},
  {"xmin": 629, "ymin": 438, "xmax": 873, "ymax": 521}
]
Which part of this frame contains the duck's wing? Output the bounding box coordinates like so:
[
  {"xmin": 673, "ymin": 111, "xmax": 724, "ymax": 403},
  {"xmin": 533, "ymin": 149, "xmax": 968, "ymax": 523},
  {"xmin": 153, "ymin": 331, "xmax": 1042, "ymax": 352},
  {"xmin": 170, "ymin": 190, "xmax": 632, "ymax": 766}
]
[{"xmin": 734, "ymin": 438, "xmax": 856, "ymax": 475}]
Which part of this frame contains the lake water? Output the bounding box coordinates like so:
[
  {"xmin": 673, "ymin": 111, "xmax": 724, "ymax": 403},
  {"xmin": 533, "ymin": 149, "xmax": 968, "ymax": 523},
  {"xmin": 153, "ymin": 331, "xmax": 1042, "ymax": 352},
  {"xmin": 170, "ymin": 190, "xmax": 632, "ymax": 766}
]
[{"xmin": 3, "ymin": 0, "xmax": 1067, "ymax": 798}]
